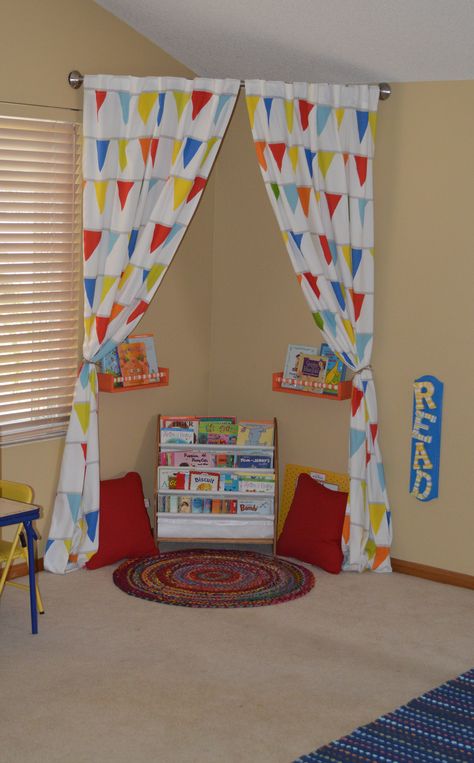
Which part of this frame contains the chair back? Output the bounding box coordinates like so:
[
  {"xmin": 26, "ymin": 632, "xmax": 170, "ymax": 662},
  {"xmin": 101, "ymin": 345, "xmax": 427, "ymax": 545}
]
[{"xmin": 0, "ymin": 480, "xmax": 33, "ymax": 504}]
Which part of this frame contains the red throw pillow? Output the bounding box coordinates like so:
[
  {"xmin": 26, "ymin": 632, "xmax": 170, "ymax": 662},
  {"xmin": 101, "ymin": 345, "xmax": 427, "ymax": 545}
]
[
  {"xmin": 86, "ymin": 471, "xmax": 156, "ymax": 570},
  {"xmin": 277, "ymin": 473, "xmax": 347, "ymax": 574}
]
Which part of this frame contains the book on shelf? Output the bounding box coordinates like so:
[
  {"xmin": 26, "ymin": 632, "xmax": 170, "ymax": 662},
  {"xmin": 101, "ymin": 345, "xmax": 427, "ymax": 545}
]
[
  {"xmin": 104, "ymin": 333, "xmax": 159, "ymax": 387},
  {"xmin": 198, "ymin": 420, "xmax": 238, "ymax": 445},
  {"xmin": 236, "ymin": 420, "xmax": 274, "ymax": 447},
  {"xmin": 319, "ymin": 343, "xmax": 347, "ymax": 395},
  {"xmin": 238, "ymin": 473, "xmax": 275, "ymax": 493},
  {"xmin": 189, "ymin": 471, "xmax": 220, "ymax": 492},
  {"xmin": 160, "ymin": 427, "xmax": 195, "ymax": 445},
  {"xmin": 235, "ymin": 453, "xmax": 273, "ymax": 469},
  {"xmin": 178, "ymin": 496, "xmax": 191, "ymax": 513},
  {"xmin": 192, "ymin": 498, "xmax": 204, "ymax": 513},
  {"xmin": 282, "ymin": 344, "xmax": 320, "ymax": 389},
  {"xmin": 295, "ymin": 353, "xmax": 328, "ymax": 389},
  {"xmin": 161, "ymin": 416, "xmax": 199, "ymax": 442},
  {"xmin": 223, "ymin": 473, "xmax": 240, "ymax": 492},
  {"xmin": 237, "ymin": 497, "xmax": 273, "ymax": 515},
  {"xmin": 158, "ymin": 469, "xmax": 188, "ymax": 490},
  {"xmin": 99, "ymin": 346, "xmax": 122, "ymax": 387}
]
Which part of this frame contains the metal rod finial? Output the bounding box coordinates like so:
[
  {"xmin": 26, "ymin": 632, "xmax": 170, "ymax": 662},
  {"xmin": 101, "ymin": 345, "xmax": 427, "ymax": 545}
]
[
  {"xmin": 68, "ymin": 70, "xmax": 84, "ymax": 89},
  {"xmin": 379, "ymin": 82, "xmax": 391, "ymax": 101}
]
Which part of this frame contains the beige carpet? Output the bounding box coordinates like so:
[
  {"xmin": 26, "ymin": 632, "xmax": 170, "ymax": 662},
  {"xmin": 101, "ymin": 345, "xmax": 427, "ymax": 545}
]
[{"xmin": 1, "ymin": 557, "xmax": 473, "ymax": 763}]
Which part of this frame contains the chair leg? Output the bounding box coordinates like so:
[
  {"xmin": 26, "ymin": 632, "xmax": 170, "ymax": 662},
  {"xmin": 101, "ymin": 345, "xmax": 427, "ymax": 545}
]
[
  {"xmin": 36, "ymin": 583, "xmax": 45, "ymax": 614},
  {"xmin": 0, "ymin": 526, "xmax": 22, "ymax": 596}
]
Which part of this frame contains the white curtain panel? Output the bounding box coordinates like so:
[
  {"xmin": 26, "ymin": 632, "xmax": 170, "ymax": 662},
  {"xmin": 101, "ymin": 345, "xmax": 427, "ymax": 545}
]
[
  {"xmin": 246, "ymin": 81, "xmax": 391, "ymax": 572},
  {"xmin": 44, "ymin": 75, "xmax": 239, "ymax": 573}
]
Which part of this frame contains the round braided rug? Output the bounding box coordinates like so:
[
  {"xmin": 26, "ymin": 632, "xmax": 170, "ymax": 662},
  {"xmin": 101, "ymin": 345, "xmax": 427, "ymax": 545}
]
[{"xmin": 113, "ymin": 549, "xmax": 315, "ymax": 608}]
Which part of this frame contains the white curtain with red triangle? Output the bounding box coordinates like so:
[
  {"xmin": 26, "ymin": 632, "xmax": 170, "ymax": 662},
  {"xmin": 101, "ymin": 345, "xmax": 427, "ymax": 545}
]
[
  {"xmin": 44, "ymin": 75, "xmax": 239, "ymax": 573},
  {"xmin": 245, "ymin": 81, "xmax": 391, "ymax": 572}
]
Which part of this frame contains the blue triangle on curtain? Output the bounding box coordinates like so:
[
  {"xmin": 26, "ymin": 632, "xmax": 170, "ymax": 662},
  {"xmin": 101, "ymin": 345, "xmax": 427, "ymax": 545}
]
[
  {"xmin": 290, "ymin": 232, "xmax": 303, "ymax": 251},
  {"xmin": 79, "ymin": 363, "xmax": 90, "ymax": 389},
  {"xmin": 283, "ymin": 183, "xmax": 299, "ymax": 213},
  {"xmin": 183, "ymin": 138, "xmax": 202, "ymax": 168},
  {"xmin": 157, "ymin": 92, "xmax": 166, "ymax": 125},
  {"xmin": 167, "ymin": 222, "xmax": 184, "ymax": 245},
  {"xmin": 316, "ymin": 105, "xmax": 332, "ymax": 135},
  {"xmin": 128, "ymin": 228, "xmax": 139, "ymax": 258},
  {"xmin": 45, "ymin": 539, "xmax": 54, "ymax": 554},
  {"xmin": 305, "ymin": 149, "xmax": 316, "ymax": 178},
  {"xmin": 107, "ymin": 231, "xmax": 120, "ymax": 254},
  {"xmin": 149, "ymin": 178, "xmax": 159, "ymax": 190},
  {"xmin": 342, "ymin": 352, "xmax": 355, "ymax": 368},
  {"xmin": 328, "ymin": 239, "xmax": 338, "ymax": 265},
  {"xmin": 96, "ymin": 140, "xmax": 110, "ymax": 172},
  {"xmin": 386, "ymin": 510, "xmax": 391, "ymax": 527},
  {"xmin": 350, "ymin": 427, "xmax": 366, "ymax": 456},
  {"xmin": 356, "ymin": 332, "xmax": 372, "ymax": 362},
  {"xmin": 84, "ymin": 278, "xmax": 96, "ymax": 309},
  {"xmin": 362, "ymin": 379, "xmax": 369, "ymax": 392},
  {"xmin": 359, "ymin": 198, "xmax": 369, "ymax": 225},
  {"xmin": 264, "ymin": 97, "xmax": 273, "ymax": 124},
  {"xmin": 67, "ymin": 493, "xmax": 82, "ymax": 524},
  {"xmin": 351, "ymin": 248, "xmax": 363, "ymax": 277},
  {"xmin": 85, "ymin": 510, "xmax": 99, "ymax": 542},
  {"xmin": 330, "ymin": 281, "xmax": 346, "ymax": 310},
  {"xmin": 142, "ymin": 269, "xmax": 150, "ymax": 283},
  {"xmin": 118, "ymin": 92, "xmax": 131, "ymax": 124},
  {"xmin": 377, "ymin": 462, "xmax": 386, "ymax": 492},
  {"xmin": 214, "ymin": 94, "xmax": 232, "ymax": 124},
  {"xmin": 356, "ymin": 110, "xmax": 369, "ymax": 142},
  {"xmin": 96, "ymin": 340, "xmax": 116, "ymax": 364},
  {"xmin": 321, "ymin": 309, "xmax": 337, "ymax": 334}
]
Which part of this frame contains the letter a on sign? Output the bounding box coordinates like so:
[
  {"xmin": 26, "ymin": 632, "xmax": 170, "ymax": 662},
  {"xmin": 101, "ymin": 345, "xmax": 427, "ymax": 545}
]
[{"xmin": 409, "ymin": 375, "xmax": 443, "ymax": 501}]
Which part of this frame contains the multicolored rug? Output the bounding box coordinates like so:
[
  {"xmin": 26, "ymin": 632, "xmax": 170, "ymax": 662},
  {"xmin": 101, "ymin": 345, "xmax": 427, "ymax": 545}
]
[
  {"xmin": 113, "ymin": 549, "xmax": 314, "ymax": 608},
  {"xmin": 294, "ymin": 668, "xmax": 474, "ymax": 762}
]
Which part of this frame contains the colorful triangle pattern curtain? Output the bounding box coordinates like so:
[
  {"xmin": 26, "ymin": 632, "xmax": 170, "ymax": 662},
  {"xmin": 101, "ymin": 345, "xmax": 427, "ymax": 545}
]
[
  {"xmin": 44, "ymin": 75, "xmax": 239, "ymax": 573},
  {"xmin": 246, "ymin": 81, "xmax": 391, "ymax": 572}
]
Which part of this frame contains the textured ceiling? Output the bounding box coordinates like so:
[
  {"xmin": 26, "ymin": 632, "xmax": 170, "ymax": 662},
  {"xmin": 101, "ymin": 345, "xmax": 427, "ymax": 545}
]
[{"xmin": 94, "ymin": 0, "xmax": 474, "ymax": 83}]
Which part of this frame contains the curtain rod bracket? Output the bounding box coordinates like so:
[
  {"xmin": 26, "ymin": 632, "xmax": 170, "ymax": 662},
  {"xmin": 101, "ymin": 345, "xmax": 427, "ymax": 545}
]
[{"xmin": 67, "ymin": 71, "xmax": 391, "ymax": 100}]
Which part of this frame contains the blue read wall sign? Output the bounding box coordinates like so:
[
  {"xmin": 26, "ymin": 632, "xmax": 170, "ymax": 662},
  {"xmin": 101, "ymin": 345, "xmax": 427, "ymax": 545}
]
[{"xmin": 409, "ymin": 375, "xmax": 443, "ymax": 501}]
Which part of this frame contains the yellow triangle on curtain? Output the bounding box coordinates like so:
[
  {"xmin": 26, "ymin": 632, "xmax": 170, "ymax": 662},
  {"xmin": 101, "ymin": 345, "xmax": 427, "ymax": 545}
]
[
  {"xmin": 318, "ymin": 151, "xmax": 335, "ymax": 178},
  {"xmin": 335, "ymin": 108, "xmax": 345, "ymax": 128},
  {"xmin": 246, "ymin": 96, "xmax": 259, "ymax": 129},
  {"xmin": 172, "ymin": 140, "xmax": 182, "ymax": 166},
  {"xmin": 369, "ymin": 112, "xmax": 377, "ymax": 142},
  {"xmin": 173, "ymin": 91, "xmax": 191, "ymax": 120},
  {"xmin": 93, "ymin": 181, "xmax": 108, "ymax": 214},
  {"xmin": 118, "ymin": 139, "xmax": 128, "ymax": 171},
  {"xmin": 173, "ymin": 177, "xmax": 193, "ymax": 209},
  {"xmin": 288, "ymin": 146, "xmax": 299, "ymax": 172},
  {"xmin": 100, "ymin": 276, "xmax": 116, "ymax": 304},
  {"xmin": 146, "ymin": 264, "xmax": 166, "ymax": 292},
  {"xmin": 138, "ymin": 92, "xmax": 158, "ymax": 124},
  {"xmin": 284, "ymin": 100, "xmax": 294, "ymax": 133},
  {"xmin": 200, "ymin": 137, "xmax": 218, "ymax": 167},
  {"xmin": 341, "ymin": 245, "xmax": 351, "ymax": 270},
  {"xmin": 342, "ymin": 318, "xmax": 355, "ymax": 346},
  {"xmin": 84, "ymin": 316, "xmax": 94, "ymax": 340},
  {"xmin": 74, "ymin": 402, "xmax": 90, "ymax": 434}
]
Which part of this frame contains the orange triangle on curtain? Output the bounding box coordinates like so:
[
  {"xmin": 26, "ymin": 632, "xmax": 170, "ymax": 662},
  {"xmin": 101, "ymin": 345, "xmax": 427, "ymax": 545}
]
[
  {"xmin": 254, "ymin": 141, "xmax": 267, "ymax": 170},
  {"xmin": 110, "ymin": 303, "xmax": 124, "ymax": 322},
  {"xmin": 139, "ymin": 138, "xmax": 151, "ymax": 164},
  {"xmin": 342, "ymin": 515, "xmax": 350, "ymax": 544},
  {"xmin": 297, "ymin": 187, "xmax": 311, "ymax": 217},
  {"xmin": 268, "ymin": 143, "xmax": 286, "ymax": 171},
  {"xmin": 372, "ymin": 546, "xmax": 390, "ymax": 570},
  {"xmin": 84, "ymin": 230, "xmax": 102, "ymax": 261}
]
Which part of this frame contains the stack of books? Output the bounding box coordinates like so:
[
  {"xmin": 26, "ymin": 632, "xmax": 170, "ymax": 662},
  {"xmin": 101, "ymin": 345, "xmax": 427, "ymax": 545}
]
[
  {"xmin": 159, "ymin": 417, "xmax": 275, "ymax": 448},
  {"xmin": 281, "ymin": 343, "xmax": 346, "ymax": 395}
]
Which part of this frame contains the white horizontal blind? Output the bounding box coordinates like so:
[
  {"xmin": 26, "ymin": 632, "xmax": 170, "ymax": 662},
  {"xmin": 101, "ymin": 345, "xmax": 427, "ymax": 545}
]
[{"xmin": 0, "ymin": 115, "xmax": 82, "ymax": 445}]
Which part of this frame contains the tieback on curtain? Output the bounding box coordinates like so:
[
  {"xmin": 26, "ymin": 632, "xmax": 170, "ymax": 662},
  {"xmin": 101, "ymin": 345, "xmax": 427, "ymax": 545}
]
[{"xmin": 353, "ymin": 365, "xmax": 373, "ymax": 376}]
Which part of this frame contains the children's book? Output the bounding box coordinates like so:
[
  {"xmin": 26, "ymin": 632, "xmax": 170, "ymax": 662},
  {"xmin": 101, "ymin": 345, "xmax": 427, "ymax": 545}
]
[
  {"xmin": 320, "ymin": 343, "xmax": 347, "ymax": 393},
  {"xmin": 170, "ymin": 451, "xmax": 215, "ymax": 468},
  {"xmin": 235, "ymin": 454, "xmax": 273, "ymax": 469},
  {"xmin": 238, "ymin": 473, "xmax": 275, "ymax": 494},
  {"xmin": 160, "ymin": 428, "xmax": 195, "ymax": 445},
  {"xmin": 125, "ymin": 334, "xmax": 159, "ymax": 381},
  {"xmin": 178, "ymin": 496, "xmax": 191, "ymax": 513},
  {"xmin": 158, "ymin": 469, "xmax": 188, "ymax": 490},
  {"xmin": 161, "ymin": 416, "xmax": 199, "ymax": 442},
  {"xmin": 294, "ymin": 353, "xmax": 327, "ymax": 389},
  {"xmin": 237, "ymin": 498, "xmax": 273, "ymax": 515},
  {"xmin": 215, "ymin": 453, "xmax": 235, "ymax": 467},
  {"xmin": 117, "ymin": 340, "xmax": 149, "ymax": 387},
  {"xmin": 282, "ymin": 344, "xmax": 320, "ymax": 389},
  {"xmin": 198, "ymin": 421, "xmax": 238, "ymax": 444},
  {"xmin": 236, "ymin": 420, "xmax": 274, "ymax": 446},
  {"xmin": 223, "ymin": 473, "xmax": 239, "ymax": 492},
  {"xmin": 191, "ymin": 498, "xmax": 203, "ymax": 513},
  {"xmin": 99, "ymin": 346, "xmax": 122, "ymax": 386},
  {"xmin": 189, "ymin": 471, "xmax": 220, "ymax": 492}
]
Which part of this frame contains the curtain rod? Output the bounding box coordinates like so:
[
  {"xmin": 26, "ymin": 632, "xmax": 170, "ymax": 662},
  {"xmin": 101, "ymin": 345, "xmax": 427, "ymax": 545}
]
[{"xmin": 67, "ymin": 70, "xmax": 391, "ymax": 100}]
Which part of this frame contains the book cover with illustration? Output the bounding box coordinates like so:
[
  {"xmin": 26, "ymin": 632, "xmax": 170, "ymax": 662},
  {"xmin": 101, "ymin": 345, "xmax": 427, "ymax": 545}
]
[
  {"xmin": 117, "ymin": 341, "xmax": 149, "ymax": 387},
  {"xmin": 282, "ymin": 344, "xmax": 320, "ymax": 389},
  {"xmin": 161, "ymin": 416, "xmax": 199, "ymax": 442},
  {"xmin": 126, "ymin": 334, "xmax": 159, "ymax": 380},
  {"xmin": 238, "ymin": 473, "xmax": 275, "ymax": 494},
  {"xmin": 158, "ymin": 469, "xmax": 188, "ymax": 490},
  {"xmin": 320, "ymin": 343, "xmax": 347, "ymax": 394},
  {"xmin": 99, "ymin": 347, "xmax": 122, "ymax": 386},
  {"xmin": 189, "ymin": 471, "xmax": 220, "ymax": 492},
  {"xmin": 160, "ymin": 428, "xmax": 195, "ymax": 445},
  {"xmin": 236, "ymin": 420, "xmax": 274, "ymax": 446},
  {"xmin": 198, "ymin": 420, "xmax": 238, "ymax": 444},
  {"xmin": 295, "ymin": 353, "xmax": 327, "ymax": 389},
  {"xmin": 178, "ymin": 496, "xmax": 191, "ymax": 513},
  {"xmin": 223, "ymin": 473, "xmax": 239, "ymax": 492},
  {"xmin": 170, "ymin": 451, "xmax": 215, "ymax": 468}
]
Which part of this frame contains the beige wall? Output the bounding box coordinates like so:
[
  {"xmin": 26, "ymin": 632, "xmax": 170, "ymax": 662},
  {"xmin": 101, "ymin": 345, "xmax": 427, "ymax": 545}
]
[
  {"xmin": 210, "ymin": 84, "xmax": 474, "ymax": 576},
  {"xmin": 0, "ymin": 0, "xmax": 214, "ymax": 552}
]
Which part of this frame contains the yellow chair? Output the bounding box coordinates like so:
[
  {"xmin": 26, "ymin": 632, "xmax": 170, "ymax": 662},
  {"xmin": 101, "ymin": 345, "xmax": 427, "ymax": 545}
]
[{"xmin": 0, "ymin": 480, "xmax": 44, "ymax": 614}]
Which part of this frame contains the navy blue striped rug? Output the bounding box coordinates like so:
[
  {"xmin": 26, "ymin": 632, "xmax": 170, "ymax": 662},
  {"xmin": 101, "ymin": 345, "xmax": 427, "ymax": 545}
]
[{"xmin": 294, "ymin": 668, "xmax": 474, "ymax": 762}]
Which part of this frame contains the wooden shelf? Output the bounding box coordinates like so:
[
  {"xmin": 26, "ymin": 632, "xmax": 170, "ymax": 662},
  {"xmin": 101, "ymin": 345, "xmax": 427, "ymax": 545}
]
[
  {"xmin": 272, "ymin": 372, "xmax": 351, "ymax": 401},
  {"xmin": 98, "ymin": 368, "xmax": 169, "ymax": 393}
]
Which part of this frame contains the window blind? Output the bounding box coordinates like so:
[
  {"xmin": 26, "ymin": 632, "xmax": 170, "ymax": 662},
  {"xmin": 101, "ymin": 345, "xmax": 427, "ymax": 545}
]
[{"xmin": 0, "ymin": 115, "xmax": 82, "ymax": 445}]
